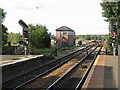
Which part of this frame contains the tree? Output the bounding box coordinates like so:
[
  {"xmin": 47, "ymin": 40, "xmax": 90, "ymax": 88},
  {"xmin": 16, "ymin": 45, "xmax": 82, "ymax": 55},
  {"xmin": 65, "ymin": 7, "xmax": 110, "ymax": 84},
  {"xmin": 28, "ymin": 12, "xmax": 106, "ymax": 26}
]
[
  {"xmin": 0, "ymin": 8, "xmax": 8, "ymax": 46},
  {"xmin": 2, "ymin": 25, "xmax": 8, "ymax": 46},
  {"xmin": 100, "ymin": 2, "xmax": 120, "ymax": 52},
  {"xmin": 85, "ymin": 35, "xmax": 92, "ymax": 40},
  {"xmin": 7, "ymin": 32, "xmax": 22, "ymax": 45},
  {"xmin": 101, "ymin": 2, "xmax": 120, "ymax": 34},
  {"xmin": 101, "ymin": 2, "xmax": 118, "ymax": 21},
  {"xmin": 29, "ymin": 24, "xmax": 51, "ymax": 48},
  {"xmin": 0, "ymin": 8, "xmax": 6, "ymax": 23}
]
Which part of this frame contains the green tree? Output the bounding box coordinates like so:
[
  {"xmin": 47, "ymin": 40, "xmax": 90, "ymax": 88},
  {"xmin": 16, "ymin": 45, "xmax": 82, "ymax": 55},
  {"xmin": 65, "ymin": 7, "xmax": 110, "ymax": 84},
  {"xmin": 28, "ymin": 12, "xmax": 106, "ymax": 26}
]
[
  {"xmin": 7, "ymin": 32, "xmax": 22, "ymax": 45},
  {"xmin": 85, "ymin": 35, "xmax": 92, "ymax": 40},
  {"xmin": 2, "ymin": 25, "xmax": 8, "ymax": 46},
  {"xmin": 100, "ymin": 2, "xmax": 120, "ymax": 51},
  {"xmin": 0, "ymin": 8, "xmax": 8, "ymax": 46},
  {"xmin": 101, "ymin": 2, "xmax": 118, "ymax": 21},
  {"xmin": 101, "ymin": 2, "xmax": 120, "ymax": 33},
  {"xmin": 29, "ymin": 24, "xmax": 51, "ymax": 48},
  {"xmin": 0, "ymin": 8, "xmax": 6, "ymax": 23}
]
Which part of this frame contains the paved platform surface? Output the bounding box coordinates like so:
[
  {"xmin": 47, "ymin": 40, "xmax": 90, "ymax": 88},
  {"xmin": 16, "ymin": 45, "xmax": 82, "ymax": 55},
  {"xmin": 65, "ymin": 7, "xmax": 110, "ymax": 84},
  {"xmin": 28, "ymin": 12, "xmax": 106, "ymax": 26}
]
[
  {"xmin": 82, "ymin": 54, "xmax": 119, "ymax": 89},
  {"xmin": 1, "ymin": 55, "xmax": 44, "ymax": 66}
]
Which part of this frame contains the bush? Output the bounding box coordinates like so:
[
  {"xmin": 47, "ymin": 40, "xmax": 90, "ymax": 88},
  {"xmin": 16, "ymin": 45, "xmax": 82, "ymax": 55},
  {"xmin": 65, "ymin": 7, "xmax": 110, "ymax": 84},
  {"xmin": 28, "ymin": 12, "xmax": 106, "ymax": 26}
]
[
  {"xmin": 106, "ymin": 35, "xmax": 113, "ymax": 54},
  {"xmin": 78, "ymin": 41, "xmax": 82, "ymax": 45},
  {"xmin": 29, "ymin": 24, "xmax": 51, "ymax": 48}
]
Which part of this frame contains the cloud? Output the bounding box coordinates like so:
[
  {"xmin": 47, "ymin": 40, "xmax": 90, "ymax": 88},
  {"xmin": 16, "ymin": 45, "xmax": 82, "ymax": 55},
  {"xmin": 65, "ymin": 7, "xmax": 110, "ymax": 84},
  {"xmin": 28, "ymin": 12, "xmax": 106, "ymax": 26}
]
[{"xmin": 1, "ymin": 0, "xmax": 109, "ymax": 35}]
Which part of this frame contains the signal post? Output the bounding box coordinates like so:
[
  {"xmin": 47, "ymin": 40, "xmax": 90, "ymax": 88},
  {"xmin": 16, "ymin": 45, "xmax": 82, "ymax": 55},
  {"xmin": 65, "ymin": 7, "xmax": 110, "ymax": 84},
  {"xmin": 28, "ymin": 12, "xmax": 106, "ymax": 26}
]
[
  {"xmin": 19, "ymin": 20, "xmax": 29, "ymax": 55},
  {"xmin": 111, "ymin": 19, "xmax": 118, "ymax": 56}
]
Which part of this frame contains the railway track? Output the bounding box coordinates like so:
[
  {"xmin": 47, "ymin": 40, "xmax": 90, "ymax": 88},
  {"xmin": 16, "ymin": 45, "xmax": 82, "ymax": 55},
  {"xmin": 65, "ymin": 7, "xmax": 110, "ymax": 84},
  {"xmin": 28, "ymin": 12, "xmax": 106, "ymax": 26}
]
[
  {"xmin": 2, "ymin": 43, "xmax": 101, "ymax": 89},
  {"xmin": 46, "ymin": 43, "xmax": 103, "ymax": 89},
  {"xmin": 2, "ymin": 43, "xmax": 97, "ymax": 89}
]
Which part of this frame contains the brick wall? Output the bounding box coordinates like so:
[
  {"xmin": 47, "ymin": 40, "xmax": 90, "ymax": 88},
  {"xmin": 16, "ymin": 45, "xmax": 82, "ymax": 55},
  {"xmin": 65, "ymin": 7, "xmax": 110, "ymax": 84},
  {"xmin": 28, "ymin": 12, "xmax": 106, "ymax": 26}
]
[
  {"xmin": 56, "ymin": 31, "xmax": 60, "ymax": 39},
  {"xmin": 68, "ymin": 35, "xmax": 74, "ymax": 45},
  {"xmin": 56, "ymin": 31, "xmax": 75, "ymax": 46}
]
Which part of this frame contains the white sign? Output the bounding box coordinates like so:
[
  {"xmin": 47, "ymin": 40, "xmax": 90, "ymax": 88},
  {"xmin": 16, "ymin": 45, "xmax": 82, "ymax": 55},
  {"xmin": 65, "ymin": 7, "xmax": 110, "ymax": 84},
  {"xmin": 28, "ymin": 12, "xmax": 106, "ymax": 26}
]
[{"xmin": 118, "ymin": 45, "xmax": 120, "ymax": 55}]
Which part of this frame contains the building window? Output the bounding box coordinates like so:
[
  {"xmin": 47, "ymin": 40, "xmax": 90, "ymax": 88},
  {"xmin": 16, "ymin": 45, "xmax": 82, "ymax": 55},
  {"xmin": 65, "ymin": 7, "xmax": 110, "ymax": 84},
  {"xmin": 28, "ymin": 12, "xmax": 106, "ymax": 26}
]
[
  {"xmin": 68, "ymin": 31, "xmax": 74, "ymax": 36},
  {"xmin": 60, "ymin": 31, "xmax": 68, "ymax": 37},
  {"xmin": 63, "ymin": 31, "xmax": 67, "ymax": 35}
]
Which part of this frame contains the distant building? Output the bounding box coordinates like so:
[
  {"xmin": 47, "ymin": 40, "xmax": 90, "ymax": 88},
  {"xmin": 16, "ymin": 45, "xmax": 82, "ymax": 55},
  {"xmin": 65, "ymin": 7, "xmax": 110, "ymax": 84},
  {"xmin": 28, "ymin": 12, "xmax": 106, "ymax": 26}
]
[{"xmin": 56, "ymin": 26, "xmax": 75, "ymax": 47}]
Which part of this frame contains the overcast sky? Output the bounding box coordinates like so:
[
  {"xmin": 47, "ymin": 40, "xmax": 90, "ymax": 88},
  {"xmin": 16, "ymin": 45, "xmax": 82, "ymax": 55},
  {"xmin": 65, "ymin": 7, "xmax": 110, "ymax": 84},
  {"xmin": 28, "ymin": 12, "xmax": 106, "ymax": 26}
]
[{"xmin": 0, "ymin": 0, "xmax": 109, "ymax": 35}]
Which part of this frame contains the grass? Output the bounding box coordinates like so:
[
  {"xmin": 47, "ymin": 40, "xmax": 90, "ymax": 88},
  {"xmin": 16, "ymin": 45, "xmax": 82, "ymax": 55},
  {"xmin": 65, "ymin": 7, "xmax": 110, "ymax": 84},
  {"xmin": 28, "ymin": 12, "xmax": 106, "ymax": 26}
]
[
  {"xmin": 30, "ymin": 46, "xmax": 77, "ymax": 56},
  {"xmin": 57, "ymin": 51, "xmax": 66, "ymax": 55},
  {"xmin": 30, "ymin": 48, "xmax": 54, "ymax": 55}
]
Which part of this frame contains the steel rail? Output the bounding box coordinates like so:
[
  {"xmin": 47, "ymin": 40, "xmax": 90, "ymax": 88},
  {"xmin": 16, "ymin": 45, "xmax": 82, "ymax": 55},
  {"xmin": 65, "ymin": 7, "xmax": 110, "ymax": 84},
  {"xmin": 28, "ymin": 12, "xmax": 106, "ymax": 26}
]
[
  {"xmin": 46, "ymin": 43, "xmax": 101, "ymax": 90},
  {"xmin": 75, "ymin": 44, "xmax": 103, "ymax": 90},
  {"xmin": 3, "ymin": 46, "xmax": 86, "ymax": 83},
  {"xmin": 2, "ymin": 45, "xmax": 94, "ymax": 83},
  {"xmin": 12, "ymin": 44, "xmax": 96, "ymax": 90},
  {"xmin": 13, "ymin": 51, "xmax": 83, "ymax": 89}
]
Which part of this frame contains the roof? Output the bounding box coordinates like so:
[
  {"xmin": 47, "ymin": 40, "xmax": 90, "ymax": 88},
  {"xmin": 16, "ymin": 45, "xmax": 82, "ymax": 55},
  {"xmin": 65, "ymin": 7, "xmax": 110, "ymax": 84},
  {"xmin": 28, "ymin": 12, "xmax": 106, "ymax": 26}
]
[{"xmin": 56, "ymin": 26, "xmax": 74, "ymax": 32}]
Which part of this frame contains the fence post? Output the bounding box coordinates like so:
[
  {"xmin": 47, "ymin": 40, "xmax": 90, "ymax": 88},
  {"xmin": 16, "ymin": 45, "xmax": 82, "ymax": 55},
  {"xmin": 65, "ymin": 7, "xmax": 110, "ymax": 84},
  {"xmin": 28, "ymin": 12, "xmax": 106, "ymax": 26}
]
[{"xmin": 54, "ymin": 48, "xmax": 57, "ymax": 56}]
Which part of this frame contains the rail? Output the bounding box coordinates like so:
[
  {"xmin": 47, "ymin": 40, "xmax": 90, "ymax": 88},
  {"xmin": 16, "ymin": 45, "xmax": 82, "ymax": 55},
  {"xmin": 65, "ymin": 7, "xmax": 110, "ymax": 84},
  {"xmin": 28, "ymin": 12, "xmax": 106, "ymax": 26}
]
[
  {"xmin": 2, "ymin": 43, "xmax": 99, "ymax": 90},
  {"xmin": 12, "ymin": 44, "xmax": 95, "ymax": 90},
  {"xmin": 46, "ymin": 43, "xmax": 102, "ymax": 89}
]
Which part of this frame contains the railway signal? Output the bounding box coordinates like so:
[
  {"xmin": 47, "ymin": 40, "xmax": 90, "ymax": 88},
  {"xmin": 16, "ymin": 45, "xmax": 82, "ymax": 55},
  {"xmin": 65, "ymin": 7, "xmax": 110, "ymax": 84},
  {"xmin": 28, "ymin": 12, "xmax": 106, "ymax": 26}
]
[
  {"xmin": 18, "ymin": 19, "xmax": 29, "ymax": 55},
  {"xmin": 112, "ymin": 31, "xmax": 117, "ymax": 36},
  {"xmin": 23, "ymin": 31, "xmax": 29, "ymax": 38},
  {"xmin": 19, "ymin": 20, "xmax": 28, "ymax": 28},
  {"xmin": 19, "ymin": 20, "xmax": 29, "ymax": 38},
  {"xmin": 110, "ymin": 19, "xmax": 118, "ymax": 36},
  {"xmin": 110, "ymin": 19, "xmax": 118, "ymax": 56},
  {"xmin": 111, "ymin": 25, "xmax": 117, "ymax": 36},
  {"xmin": 112, "ymin": 37, "xmax": 116, "ymax": 43}
]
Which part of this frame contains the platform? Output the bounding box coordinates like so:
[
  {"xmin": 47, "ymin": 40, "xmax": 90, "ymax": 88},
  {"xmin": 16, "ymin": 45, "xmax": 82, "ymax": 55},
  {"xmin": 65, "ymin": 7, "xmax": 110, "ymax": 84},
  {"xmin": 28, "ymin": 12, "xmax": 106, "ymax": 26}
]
[
  {"xmin": 82, "ymin": 54, "xmax": 119, "ymax": 89},
  {"xmin": 1, "ymin": 55, "xmax": 44, "ymax": 66}
]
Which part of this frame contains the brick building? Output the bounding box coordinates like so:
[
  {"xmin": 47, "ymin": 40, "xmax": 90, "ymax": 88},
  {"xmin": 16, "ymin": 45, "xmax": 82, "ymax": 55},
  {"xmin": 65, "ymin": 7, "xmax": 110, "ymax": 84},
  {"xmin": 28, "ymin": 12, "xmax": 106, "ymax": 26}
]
[{"xmin": 56, "ymin": 26, "xmax": 75, "ymax": 47}]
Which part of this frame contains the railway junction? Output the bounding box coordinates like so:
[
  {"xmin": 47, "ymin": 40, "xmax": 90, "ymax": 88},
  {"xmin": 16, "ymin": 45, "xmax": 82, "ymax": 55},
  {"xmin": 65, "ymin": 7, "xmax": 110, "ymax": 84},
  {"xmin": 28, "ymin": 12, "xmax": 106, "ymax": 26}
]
[{"xmin": 1, "ymin": 42, "xmax": 119, "ymax": 89}]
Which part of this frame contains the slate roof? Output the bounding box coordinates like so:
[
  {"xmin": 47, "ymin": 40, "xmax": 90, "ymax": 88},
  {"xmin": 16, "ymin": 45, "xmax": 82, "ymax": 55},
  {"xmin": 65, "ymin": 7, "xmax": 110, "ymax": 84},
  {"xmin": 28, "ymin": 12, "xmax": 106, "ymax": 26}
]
[{"xmin": 56, "ymin": 26, "xmax": 74, "ymax": 32}]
